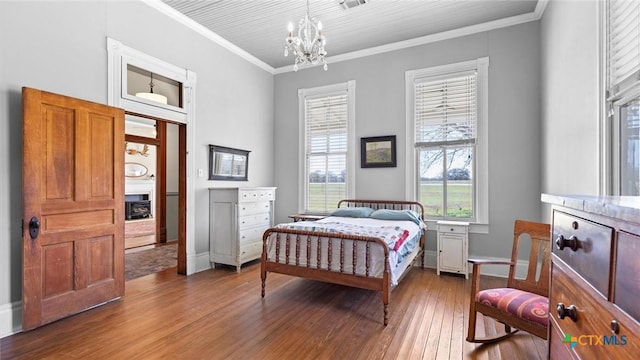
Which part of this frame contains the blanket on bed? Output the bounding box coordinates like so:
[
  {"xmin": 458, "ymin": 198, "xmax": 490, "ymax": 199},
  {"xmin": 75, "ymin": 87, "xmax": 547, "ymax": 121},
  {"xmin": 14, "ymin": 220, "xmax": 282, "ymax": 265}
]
[{"xmin": 276, "ymin": 221, "xmax": 410, "ymax": 251}]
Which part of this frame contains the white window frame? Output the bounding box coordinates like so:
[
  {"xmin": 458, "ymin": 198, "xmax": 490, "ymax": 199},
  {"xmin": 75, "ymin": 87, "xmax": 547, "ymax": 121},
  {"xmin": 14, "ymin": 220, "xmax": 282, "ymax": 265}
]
[
  {"xmin": 298, "ymin": 81, "xmax": 356, "ymax": 213},
  {"xmin": 602, "ymin": 0, "xmax": 640, "ymax": 195},
  {"xmin": 406, "ymin": 58, "xmax": 489, "ymax": 232}
]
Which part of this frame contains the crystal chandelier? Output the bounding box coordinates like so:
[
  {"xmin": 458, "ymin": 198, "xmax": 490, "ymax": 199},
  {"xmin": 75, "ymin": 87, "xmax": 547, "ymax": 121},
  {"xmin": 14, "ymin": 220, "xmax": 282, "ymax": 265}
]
[{"xmin": 284, "ymin": 0, "xmax": 327, "ymax": 71}]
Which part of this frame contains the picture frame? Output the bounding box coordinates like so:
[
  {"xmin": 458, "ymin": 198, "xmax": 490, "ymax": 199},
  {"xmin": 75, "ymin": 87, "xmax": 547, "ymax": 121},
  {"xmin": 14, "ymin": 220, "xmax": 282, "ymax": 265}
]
[
  {"xmin": 360, "ymin": 135, "xmax": 397, "ymax": 168},
  {"xmin": 208, "ymin": 145, "xmax": 250, "ymax": 181}
]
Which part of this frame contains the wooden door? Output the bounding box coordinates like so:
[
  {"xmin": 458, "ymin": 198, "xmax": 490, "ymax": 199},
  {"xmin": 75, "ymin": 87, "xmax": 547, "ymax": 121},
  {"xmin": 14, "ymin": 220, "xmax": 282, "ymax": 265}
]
[{"xmin": 22, "ymin": 87, "xmax": 125, "ymax": 331}]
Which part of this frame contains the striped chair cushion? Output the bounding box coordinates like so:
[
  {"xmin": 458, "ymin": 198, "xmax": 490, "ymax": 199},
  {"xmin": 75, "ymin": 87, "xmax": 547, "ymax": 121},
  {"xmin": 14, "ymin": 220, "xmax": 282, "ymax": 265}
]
[{"xmin": 476, "ymin": 288, "xmax": 548, "ymax": 327}]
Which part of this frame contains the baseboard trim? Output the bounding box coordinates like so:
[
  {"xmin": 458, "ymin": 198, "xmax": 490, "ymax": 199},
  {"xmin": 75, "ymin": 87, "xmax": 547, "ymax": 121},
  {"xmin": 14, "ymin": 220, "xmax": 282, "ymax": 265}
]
[
  {"xmin": 423, "ymin": 250, "xmax": 530, "ymax": 279},
  {"xmin": 0, "ymin": 301, "xmax": 22, "ymax": 338},
  {"xmin": 193, "ymin": 251, "xmax": 213, "ymax": 274},
  {"xmin": 423, "ymin": 250, "xmax": 437, "ymax": 269}
]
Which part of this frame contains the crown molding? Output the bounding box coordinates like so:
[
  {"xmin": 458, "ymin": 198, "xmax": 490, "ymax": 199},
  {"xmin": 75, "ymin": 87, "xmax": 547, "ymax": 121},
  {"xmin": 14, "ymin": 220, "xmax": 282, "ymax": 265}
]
[
  {"xmin": 275, "ymin": 8, "xmax": 544, "ymax": 74},
  {"xmin": 142, "ymin": 0, "xmax": 275, "ymax": 74},
  {"xmin": 143, "ymin": 0, "xmax": 546, "ymax": 76},
  {"xmin": 534, "ymin": 0, "xmax": 549, "ymax": 18}
]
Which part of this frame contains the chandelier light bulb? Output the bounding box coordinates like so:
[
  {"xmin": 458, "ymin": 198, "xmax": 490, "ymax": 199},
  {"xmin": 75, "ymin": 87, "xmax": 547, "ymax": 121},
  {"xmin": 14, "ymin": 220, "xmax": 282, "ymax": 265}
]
[
  {"xmin": 317, "ymin": 20, "xmax": 323, "ymax": 31},
  {"xmin": 287, "ymin": 22, "xmax": 294, "ymax": 32}
]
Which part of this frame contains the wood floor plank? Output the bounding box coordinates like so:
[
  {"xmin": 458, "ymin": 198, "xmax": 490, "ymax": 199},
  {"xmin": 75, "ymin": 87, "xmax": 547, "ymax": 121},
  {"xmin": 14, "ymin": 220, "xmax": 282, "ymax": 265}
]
[
  {"xmin": 435, "ymin": 275, "xmax": 460, "ymax": 359},
  {"xmin": 404, "ymin": 270, "xmax": 443, "ymax": 359},
  {"xmin": 394, "ymin": 272, "xmax": 434, "ymax": 359},
  {"xmin": 449, "ymin": 274, "xmax": 466, "ymax": 359},
  {"xmin": 1, "ymin": 264, "xmax": 546, "ymax": 359},
  {"xmin": 421, "ymin": 271, "xmax": 452, "ymax": 358}
]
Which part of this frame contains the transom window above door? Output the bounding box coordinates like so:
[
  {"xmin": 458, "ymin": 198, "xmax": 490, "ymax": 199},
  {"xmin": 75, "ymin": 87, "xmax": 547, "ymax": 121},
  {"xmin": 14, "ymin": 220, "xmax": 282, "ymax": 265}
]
[{"xmin": 126, "ymin": 64, "xmax": 182, "ymax": 109}]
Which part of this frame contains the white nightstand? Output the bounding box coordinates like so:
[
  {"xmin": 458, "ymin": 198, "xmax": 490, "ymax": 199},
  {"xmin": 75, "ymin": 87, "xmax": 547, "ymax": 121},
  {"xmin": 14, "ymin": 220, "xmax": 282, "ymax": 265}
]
[{"xmin": 436, "ymin": 220, "xmax": 469, "ymax": 279}]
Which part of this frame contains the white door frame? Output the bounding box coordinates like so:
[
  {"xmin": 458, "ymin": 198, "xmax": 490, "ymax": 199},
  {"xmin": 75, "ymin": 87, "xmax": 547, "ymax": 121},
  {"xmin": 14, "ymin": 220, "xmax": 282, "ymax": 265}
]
[{"xmin": 107, "ymin": 37, "xmax": 197, "ymax": 275}]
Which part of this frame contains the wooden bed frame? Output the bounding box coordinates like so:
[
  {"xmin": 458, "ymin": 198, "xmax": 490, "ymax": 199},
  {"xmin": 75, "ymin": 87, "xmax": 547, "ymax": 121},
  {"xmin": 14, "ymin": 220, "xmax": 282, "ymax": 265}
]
[{"xmin": 260, "ymin": 199, "xmax": 425, "ymax": 325}]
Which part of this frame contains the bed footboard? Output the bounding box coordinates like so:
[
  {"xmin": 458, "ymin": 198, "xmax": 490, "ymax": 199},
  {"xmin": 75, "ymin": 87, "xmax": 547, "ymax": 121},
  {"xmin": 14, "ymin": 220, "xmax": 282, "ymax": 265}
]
[{"xmin": 261, "ymin": 228, "xmax": 392, "ymax": 324}]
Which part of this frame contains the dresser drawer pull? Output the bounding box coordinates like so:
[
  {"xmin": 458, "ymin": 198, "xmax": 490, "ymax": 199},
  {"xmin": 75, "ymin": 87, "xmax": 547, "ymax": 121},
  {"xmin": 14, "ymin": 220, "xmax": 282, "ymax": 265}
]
[
  {"xmin": 555, "ymin": 235, "xmax": 579, "ymax": 252},
  {"xmin": 611, "ymin": 320, "xmax": 620, "ymax": 334},
  {"xmin": 556, "ymin": 303, "xmax": 578, "ymax": 322}
]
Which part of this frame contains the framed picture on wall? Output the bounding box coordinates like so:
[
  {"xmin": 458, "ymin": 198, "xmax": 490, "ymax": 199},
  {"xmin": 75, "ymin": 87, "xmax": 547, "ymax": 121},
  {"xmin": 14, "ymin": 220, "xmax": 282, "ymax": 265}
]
[
  {"xmin": 360, "ymin": 135, "xmax": 397, "ymax": 168},
  {"xmin": 209, "ymin": 145, "xmax": 250, "ymax": 181}
]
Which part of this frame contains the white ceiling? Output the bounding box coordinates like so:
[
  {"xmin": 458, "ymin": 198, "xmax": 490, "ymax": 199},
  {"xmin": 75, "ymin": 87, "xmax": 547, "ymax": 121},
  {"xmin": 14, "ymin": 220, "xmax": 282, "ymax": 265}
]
[{"xmin": 158, "ymin": 0, "xmax": 544, "ymax": 72}]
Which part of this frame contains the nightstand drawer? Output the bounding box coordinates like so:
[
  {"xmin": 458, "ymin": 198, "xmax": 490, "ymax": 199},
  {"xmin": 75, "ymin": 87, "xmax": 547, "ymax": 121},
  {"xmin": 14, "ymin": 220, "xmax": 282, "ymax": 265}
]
[{"xmin": 437, "ymin": 221, "xmax": 469, "ymax": 235}]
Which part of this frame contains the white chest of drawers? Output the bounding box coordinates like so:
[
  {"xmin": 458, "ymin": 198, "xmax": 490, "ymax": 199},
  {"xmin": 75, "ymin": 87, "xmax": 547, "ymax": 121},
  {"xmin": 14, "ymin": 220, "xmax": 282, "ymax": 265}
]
[{"xmin": 209, "ymin": 187, "xmax": 276, "ymax": 272}]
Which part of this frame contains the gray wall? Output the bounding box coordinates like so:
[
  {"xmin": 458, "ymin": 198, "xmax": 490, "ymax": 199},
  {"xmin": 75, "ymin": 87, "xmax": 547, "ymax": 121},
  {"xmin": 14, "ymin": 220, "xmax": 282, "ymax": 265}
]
[
  {"xmin": 0, "ymin": 0, "xmax": 273, "ymax": 336},
  {"xmin": 540, "ymin": 0, "xmax": 601, "ymax": 220},
  {"xmin": 274, "ymin": 21, "xmax": 543, "ymax": 260}
]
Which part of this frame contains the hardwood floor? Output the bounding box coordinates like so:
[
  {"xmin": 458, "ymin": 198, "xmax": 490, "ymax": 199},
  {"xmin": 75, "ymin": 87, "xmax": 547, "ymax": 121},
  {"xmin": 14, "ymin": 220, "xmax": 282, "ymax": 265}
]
[{"xmin": 1, "ymin": 263, "xmax": 546, "ymax": 359}]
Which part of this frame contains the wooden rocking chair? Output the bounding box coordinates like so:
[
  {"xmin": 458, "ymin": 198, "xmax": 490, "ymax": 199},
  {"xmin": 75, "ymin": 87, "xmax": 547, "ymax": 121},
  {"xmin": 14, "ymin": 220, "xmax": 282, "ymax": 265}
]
[{"xmin": 466, "ymin": 220, "xmax": 551, "ymax": 343}]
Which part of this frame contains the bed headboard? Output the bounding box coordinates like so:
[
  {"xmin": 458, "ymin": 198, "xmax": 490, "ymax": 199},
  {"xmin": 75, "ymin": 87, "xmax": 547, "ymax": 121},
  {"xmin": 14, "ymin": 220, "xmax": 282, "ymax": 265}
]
[{"xmin": 337, "ymin": 199, "xmax": 425, "ymax": 220}]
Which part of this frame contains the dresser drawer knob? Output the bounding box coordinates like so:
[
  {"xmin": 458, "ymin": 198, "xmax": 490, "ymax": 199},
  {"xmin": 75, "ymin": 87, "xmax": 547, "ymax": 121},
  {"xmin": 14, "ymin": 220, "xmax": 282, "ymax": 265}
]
[
  {"xmin": 556, "ymin": 303, "xmax": 578, "ymax": 322},
  {"xmin": 611, "ymin": 320, "xmax": 620, "ymax": 334},
  {"xmin": 555, "ymin": 235, "xmax": 579, "ymax": 252}
]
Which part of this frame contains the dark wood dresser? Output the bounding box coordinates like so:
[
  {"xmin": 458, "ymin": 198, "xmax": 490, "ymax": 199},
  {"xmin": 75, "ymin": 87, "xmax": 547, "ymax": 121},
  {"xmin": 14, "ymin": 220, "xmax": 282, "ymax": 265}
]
[{"xmin": 542, "ymin": 194, "xmax": 640, "ymax": 359}]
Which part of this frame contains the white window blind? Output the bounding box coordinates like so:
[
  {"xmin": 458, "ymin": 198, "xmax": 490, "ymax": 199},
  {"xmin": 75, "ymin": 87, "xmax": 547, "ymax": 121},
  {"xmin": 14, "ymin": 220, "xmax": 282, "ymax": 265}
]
[
  {"xmin": 414, "ymin": 72, "xmax": 477, "ymax": 145},
  {"xmin": 608, "ymin": 0, "xmax": 640, "ymax": 97},
  {"xmin": 304, "ymin": 92, "xmax": 348, "ymax": 212}
]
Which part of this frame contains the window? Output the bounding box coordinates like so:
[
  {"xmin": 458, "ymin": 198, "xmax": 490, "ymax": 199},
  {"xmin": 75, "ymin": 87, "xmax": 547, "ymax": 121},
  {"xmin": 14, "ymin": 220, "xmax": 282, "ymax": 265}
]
[
  {"xmin": 298, "ymin": 81, "xmax": 355, "ymax": 213},
  {"xmin": 406, "ymin": 58, "xmax": 488, "ymax": 223},
  {"xmin": 107, "ymin": 37, "xmax": 196, "ymax": 124},
  {"xmin": 607, "ymin": 0, "xmax": 640, "ymax": 195}
]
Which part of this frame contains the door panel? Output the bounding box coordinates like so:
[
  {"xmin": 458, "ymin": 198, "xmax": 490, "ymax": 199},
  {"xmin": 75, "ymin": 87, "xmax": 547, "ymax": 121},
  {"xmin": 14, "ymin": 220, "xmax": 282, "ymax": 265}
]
[
  {"xmin": 22, "ymin": 87, "xmax": 125, "ymax": 331},
  {"xmin": 43, "ymin": 104, "xmax": 75, "ymax": 201}
]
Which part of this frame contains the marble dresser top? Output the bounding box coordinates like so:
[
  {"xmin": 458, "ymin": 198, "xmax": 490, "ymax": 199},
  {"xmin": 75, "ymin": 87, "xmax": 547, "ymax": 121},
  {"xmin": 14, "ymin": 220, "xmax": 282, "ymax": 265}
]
[{"xmin": 541, "ymin": 194, "xmax": 640, "ymax": 224}]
